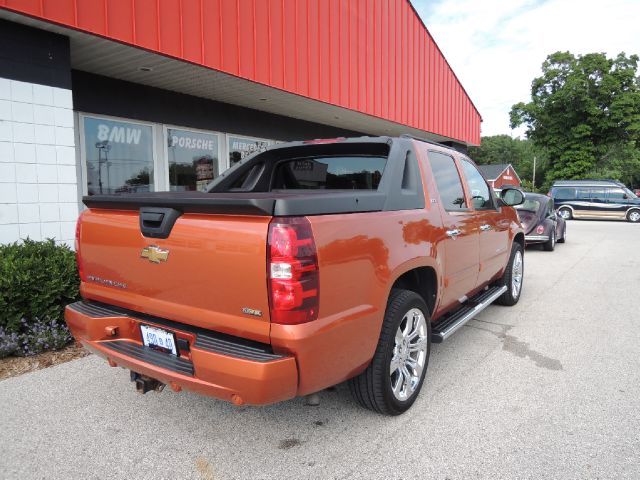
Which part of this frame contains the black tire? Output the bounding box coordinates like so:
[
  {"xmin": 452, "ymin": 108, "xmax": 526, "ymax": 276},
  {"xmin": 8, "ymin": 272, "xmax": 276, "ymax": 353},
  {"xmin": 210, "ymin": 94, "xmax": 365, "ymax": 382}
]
[
  {"xmin": 627, "ymin": 209, "xmax": 640, "ymax": 223},
  {"xmin": 495, "ymin": 242, "xmax": 524, "ymax": 306},
  {"xmin": 543, "ymin": 229, "xmax": 556, "ymax": 251},
  {"xmin": 348, "ymin": 289, "xmax": 431, "ymax": 416},
  {"xmin": 558, "ymin": 207, "xmax": 573, "ymax": 220},
  {"xmin": 557, "ymin": 226, "xmax": 566, "ymax": 243}
]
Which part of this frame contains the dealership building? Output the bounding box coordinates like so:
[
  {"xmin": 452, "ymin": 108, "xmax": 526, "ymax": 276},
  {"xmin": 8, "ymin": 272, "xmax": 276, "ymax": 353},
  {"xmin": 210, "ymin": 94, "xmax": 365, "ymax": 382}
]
[{"xmin": 0, "ymin": 0, "xmax": 481, "ymax": 247}]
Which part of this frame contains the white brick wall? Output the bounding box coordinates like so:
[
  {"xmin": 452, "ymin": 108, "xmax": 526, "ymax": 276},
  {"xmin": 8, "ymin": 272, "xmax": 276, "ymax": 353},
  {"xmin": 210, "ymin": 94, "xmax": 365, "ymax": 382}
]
[{"xmin": 0, "ymin": 78, "xmax": 79, "ymax": 247}]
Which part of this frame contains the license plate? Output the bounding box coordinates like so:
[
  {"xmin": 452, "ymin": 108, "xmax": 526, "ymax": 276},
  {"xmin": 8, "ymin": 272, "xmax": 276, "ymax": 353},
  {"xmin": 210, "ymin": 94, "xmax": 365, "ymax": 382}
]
[{"xmin": 140, "ymin": 325, "xmax": 177, "ymax": 355}]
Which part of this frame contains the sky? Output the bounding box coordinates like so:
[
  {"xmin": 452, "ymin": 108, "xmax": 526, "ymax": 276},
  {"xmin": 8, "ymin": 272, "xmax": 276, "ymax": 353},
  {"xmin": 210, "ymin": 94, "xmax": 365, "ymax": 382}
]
[{"xmin": 411, "ymin": 0, "xmax": 640, "ymax": 138}]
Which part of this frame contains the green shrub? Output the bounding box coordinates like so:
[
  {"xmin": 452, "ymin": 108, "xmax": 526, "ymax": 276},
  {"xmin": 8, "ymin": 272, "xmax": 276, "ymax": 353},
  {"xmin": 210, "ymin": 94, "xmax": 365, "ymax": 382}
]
[{"xmin": 0, "ymin": 239, "xmax": 79, "ymax": 335}]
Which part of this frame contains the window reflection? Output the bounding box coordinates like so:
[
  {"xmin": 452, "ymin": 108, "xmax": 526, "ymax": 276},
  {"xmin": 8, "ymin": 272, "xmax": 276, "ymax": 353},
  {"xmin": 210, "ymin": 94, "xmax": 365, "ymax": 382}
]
[
  {"xmin": 228, "ymin": 136, "xmax": 270, "ymax": 166},
  {"xmin": 168, "ymin": 129, "xmax": 219, "ymax": 191},
  {"xmin": 84, "ymin": 117, "xmax": 154, "ymax": 195},
  {"xmin": 461, "ymin": 159, "xmax": 492, "ymax": 209},
  {"xmin": 428, "ymin": 152, "xmax": 467, "ymax": 210}
]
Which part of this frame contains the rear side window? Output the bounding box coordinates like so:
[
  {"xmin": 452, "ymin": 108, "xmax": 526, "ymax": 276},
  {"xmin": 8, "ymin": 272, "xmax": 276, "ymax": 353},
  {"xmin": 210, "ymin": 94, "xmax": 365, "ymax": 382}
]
[
  {"xmin": 553, "ymin": 187, "xmax": 576, "ymax": 199},
  {"xmin": 271, "ymin": 156, "xmax": 386, "ymax": 190},
  {"xmin": 427, "ymin": 151, "xmax": 467, "ymax": 210},
  {"xmin": 576, "ymin": 188, "xmax": 591, "ymax": 200},
  {"xmin": 591, "ymin": 189, "xmax": 606, "ymax": 202}
]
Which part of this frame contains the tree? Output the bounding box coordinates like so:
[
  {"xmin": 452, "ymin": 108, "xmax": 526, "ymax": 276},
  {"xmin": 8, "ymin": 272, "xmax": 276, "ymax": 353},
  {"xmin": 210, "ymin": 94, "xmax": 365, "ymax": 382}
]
[
  {"xmin": 468, "ymin": 135, "xmax": 548, "ymax": 191},
  {"xmin": 510, "ymin": 51, "xmax": 640, "ymax": 188},
  {"xmin": 125, "ymin": 167, "xmax": 150, "ymax": 186}
]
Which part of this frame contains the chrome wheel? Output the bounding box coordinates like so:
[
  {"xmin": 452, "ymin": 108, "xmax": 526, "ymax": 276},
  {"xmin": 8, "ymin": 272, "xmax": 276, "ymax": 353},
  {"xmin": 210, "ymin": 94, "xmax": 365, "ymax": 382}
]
[
  {"xmin": 390, "ymin": 308, "xmax": 428, "ymax": 401},
  {"xmin": 629, "ymin": 211, "xmax": 640, "ymax": 223},
  {"xmin": 558, "ymin": 208, "xmax": 571, "ymax": 220},
  {"xmin": 511, "ymin": 250, "xmax": 523, "ymax": 298}
]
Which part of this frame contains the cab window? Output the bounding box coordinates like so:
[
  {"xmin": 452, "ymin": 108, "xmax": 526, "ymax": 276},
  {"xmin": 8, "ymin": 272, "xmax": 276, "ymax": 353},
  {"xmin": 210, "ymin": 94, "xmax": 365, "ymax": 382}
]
[
  {"xmin": 460, "ymin": 159, "xmax": 493, "ymax": 209},
  {"xmin": 271, "ymin": 156, "xmax": 386, "ymax": 190},
  {"xmin": 607, "ymin": 188, "xmax": 628, "ymax": 201},
  {"xmin": 427, "ymin": 151, "xmax": 467, "ymax": 211}
]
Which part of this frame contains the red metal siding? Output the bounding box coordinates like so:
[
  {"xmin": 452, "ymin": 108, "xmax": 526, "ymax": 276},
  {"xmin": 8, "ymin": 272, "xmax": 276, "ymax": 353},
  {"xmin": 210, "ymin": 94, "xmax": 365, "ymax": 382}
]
[{"xmin": 0, "ymin": 0, "xmax": 481, "ymax": 144}]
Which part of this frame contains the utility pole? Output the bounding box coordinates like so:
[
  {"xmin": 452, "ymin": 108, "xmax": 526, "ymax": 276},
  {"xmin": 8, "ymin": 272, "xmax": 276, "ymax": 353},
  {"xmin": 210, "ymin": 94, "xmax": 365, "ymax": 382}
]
[{"xmin": 532, "ymin": 156, "xmax": 537, "ymax": 191}]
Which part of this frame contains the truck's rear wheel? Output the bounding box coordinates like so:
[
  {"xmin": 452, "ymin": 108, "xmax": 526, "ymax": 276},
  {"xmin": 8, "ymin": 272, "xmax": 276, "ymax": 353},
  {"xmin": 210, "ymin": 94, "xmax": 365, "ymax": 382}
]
[
  {"xmin": 349, "ymin": 289, "xmax": 431, "ymax": 415},
  {"xmin": 495, "ymin": 242, "xmax": 524, "ymax": 306}
]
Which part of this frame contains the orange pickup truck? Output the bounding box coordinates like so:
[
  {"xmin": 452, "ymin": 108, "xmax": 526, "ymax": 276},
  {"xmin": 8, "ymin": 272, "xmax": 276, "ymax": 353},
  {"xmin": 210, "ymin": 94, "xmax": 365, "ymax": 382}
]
[{"xmin": 65, "ymin": 135, "xmax": 525, "ymax": 415}]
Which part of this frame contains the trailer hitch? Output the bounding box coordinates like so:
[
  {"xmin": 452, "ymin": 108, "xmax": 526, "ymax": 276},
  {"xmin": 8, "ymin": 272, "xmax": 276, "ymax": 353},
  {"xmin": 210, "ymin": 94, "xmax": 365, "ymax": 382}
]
[{"xmin": 130, "ymin": 371, "xmax": 165, "ymax": 394}]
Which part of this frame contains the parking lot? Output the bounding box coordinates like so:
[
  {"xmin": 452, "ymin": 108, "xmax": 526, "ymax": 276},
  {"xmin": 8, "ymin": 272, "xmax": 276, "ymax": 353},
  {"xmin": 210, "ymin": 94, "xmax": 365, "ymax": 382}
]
[{"xmin": 1, "ymin": 220, "xmax": 639, "ymax": 480}]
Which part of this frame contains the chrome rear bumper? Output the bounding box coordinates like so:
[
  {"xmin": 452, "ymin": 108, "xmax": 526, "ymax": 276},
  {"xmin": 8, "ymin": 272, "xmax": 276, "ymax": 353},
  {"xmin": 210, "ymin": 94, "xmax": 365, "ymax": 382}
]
[{"xmin": 525, "ymin": 234, "xmax": 549, "ymax": 242}]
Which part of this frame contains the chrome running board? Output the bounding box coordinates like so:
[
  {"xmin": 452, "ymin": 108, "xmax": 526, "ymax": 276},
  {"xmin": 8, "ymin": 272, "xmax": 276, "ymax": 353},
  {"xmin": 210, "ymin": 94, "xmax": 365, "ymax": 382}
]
[{"xmin": 431, "ymin": 285, "xmax": 507, "ymax": 343}]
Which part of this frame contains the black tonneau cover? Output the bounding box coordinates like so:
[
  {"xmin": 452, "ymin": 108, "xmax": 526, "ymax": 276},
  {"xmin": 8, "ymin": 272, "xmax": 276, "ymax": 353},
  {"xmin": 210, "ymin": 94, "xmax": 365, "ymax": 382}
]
[{"xmin": 83, "ymin": 191, "xmax": 387, "ymax": 216}]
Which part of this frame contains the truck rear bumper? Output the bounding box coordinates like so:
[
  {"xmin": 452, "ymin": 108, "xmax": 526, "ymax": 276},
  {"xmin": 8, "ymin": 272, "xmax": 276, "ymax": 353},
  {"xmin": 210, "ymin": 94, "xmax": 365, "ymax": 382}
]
[{"xmin": 64, "ymin": 301, "xmax": 298, "ymax": 405}]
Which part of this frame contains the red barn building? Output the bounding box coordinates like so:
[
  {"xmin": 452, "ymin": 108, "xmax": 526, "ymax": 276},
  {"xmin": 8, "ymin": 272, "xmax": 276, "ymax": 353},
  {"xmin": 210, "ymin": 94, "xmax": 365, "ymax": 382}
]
[
  {"xmin": 0, "ymin": 0, "xmax": 481, "ymax": 246},
  {"xmin": 477, "ymin": 164, "xmax": 522, "ymax": 190}
]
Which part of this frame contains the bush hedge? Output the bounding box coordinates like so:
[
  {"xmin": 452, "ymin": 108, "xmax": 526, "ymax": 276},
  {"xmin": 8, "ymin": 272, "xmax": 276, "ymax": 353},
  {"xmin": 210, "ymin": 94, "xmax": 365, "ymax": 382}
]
[{"xmin": 0, "ymin": 239, "xmax": 80, "ymax": 358}]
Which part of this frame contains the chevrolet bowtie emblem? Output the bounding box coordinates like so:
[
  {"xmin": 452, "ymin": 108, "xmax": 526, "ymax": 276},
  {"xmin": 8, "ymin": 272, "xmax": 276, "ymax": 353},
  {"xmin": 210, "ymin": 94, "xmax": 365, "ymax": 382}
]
[{"xmin": 141, "ymin": 245, "xmax": 169, "ymax": 264}]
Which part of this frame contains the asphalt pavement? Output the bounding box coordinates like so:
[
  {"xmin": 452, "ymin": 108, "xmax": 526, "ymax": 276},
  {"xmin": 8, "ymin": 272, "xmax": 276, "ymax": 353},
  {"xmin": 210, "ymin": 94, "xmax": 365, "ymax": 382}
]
[{"xmin": 1, "ymin": 220, "xmax": 639, "ymax": 480}]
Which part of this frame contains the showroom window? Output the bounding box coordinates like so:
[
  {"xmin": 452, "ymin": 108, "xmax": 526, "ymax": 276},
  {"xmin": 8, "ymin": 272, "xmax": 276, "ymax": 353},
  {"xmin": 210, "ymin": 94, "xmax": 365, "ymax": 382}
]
[
  {"xmin": 79, "ymin": 113, "xmax": 274, "ymax": 195},
  {"xmin": 228, "ymin": 136, "xmax": 271, "ymax": 166},
  {"xmin": 166, "ymin": 127, "xmax": 220, "ymax": 192},
  {"xmin": 81, "ymin": 116, "xmax": 155, "ymax": 195}
]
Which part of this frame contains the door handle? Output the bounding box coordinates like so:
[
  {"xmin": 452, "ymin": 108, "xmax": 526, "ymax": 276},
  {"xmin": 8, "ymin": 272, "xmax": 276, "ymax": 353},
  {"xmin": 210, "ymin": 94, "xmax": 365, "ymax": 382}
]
[
  {"xmin": 446, "ymin": 229, "xmax": 461, "ymax": 237},
  {"xmin": 480, "ymin": 224, "xmax": 492, "ymax": 231}
]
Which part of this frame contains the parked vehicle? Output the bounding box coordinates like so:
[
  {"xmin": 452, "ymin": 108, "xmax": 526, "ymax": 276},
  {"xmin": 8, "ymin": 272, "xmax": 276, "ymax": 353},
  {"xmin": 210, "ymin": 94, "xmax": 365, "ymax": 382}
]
[
  {"xmin": 550, "ymin": 180, "xmax": 640, "ymax": 222},
  {"xmin": 515, "ymin": 192, "xmax": 566, "ymax": 251},
  {"xmin": 65, "ymin": 135, "xmax": 525, "ymax": 415}
]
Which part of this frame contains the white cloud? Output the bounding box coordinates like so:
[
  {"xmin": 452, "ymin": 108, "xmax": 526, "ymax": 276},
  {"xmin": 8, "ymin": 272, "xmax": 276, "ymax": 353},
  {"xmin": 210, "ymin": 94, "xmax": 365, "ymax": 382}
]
[{"xmin": 412, "ymin": 0, "xmax": 640, "ymax": 137}]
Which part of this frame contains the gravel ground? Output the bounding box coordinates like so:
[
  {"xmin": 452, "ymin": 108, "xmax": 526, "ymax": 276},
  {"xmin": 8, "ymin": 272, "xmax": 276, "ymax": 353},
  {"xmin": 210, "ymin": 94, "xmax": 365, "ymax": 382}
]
[{"xmin": 1, "ymin": 220, "xmax": 639, "ymax": 480}]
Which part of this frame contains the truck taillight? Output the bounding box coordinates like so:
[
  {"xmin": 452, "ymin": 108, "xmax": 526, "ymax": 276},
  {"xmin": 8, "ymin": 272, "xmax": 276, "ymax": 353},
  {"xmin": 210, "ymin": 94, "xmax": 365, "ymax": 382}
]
[
  {"xmin": 75, "ymin": 212, "xmax": 85, "ymax": 282},
  {"xmin": 267, "ymin": 217, "xmax": 319, "ymax": 325}
]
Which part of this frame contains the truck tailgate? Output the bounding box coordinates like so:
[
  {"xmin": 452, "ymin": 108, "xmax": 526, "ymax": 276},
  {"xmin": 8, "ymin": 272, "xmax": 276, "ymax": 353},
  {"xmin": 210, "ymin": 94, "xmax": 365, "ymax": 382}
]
[{"xmin": 79, "ymin": 209, "xmax": 272, "ymax": 343}]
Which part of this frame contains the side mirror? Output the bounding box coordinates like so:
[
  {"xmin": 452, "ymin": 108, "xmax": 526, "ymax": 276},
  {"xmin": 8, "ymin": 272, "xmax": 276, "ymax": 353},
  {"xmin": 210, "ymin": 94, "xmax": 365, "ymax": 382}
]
[{"xmin": 500, "ymin": 187, "xmax": 525, "ymax": 207}]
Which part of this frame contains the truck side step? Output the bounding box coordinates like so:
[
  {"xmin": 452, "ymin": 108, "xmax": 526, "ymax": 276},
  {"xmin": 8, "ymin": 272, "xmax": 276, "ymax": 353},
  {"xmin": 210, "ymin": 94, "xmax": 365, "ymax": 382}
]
[{"xmin": 431, "ymin": 285, "xmax": 507, "ymax": 343}]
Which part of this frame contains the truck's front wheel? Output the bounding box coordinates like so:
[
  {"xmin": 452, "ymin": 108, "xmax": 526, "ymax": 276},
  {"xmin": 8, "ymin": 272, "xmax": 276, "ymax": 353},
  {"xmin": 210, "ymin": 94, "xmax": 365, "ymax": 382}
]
[
  {"xmin": 495, "ymin": 242, "xmax": 524, "ymax": 306},
  {"xmin": 349, "ymin": 289, "xmax": 431, "ymax": 415}
]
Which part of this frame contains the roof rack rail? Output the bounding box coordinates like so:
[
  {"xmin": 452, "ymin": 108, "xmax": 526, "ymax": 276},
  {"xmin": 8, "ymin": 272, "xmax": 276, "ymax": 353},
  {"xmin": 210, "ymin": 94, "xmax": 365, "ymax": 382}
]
[
  {"xmin": 553, "ymin": 179, "xmax": 623, "ymax": 184},
  {"xmin": 399, "ymin": 133, "xmax": 449, "ymax": 148}
]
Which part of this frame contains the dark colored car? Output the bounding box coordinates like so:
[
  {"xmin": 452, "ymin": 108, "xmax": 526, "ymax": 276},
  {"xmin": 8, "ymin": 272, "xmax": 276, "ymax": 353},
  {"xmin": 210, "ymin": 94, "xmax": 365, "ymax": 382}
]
[
  {"xmin": 516, "ymin": 192, "xmax": 566, "ymax": 251},
  {"xmin": 550, "ymin": 180, "xmax": 640, "ymax": 223}
]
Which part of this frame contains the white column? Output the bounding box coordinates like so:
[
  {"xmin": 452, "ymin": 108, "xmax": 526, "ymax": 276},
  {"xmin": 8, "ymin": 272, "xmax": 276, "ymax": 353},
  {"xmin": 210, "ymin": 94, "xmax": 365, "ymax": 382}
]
[{"xmin": 0, "ymin": 77, "xmax": 79, "ymax": 247}]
